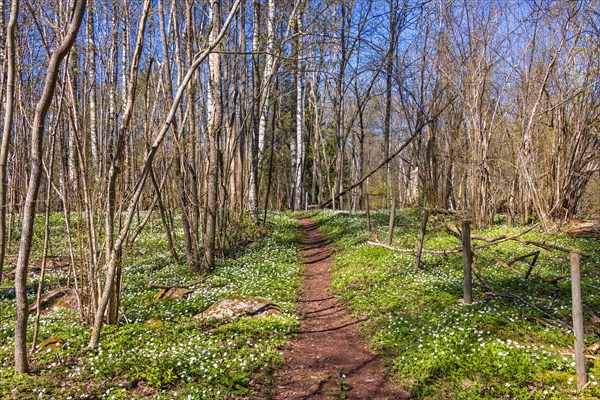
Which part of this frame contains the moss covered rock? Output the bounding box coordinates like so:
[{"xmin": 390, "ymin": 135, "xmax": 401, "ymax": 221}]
[
  {"xmin": 29, "ymin": 288, "xmax": 86, "ymax": 314},
  {"xmin": 196, "ymin": 296, "xmax": 282, "ymax": 321}
]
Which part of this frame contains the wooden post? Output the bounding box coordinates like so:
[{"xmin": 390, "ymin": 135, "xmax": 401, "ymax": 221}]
[
  {"xmin": 570, "ymin": 252, "xmax": 587, "ymax": 391},
  {"xmin": 414, "ymin": 209, "xmax": 430, "ymax": 271},
  {"xmin": 461, "ymin": 220, "xmax": 472, "ymax": 304},
  {"xmin": 386, "ymin": 196, "xmax": 396, "ymax": 245},
  {"xmin": 365, "ymin": 191, "xmax": 372, "ymax": 232}
]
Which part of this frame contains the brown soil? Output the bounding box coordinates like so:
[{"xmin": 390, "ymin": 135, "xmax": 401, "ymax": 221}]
[{"xmin": 271, "ymin": 217, "xmax": 409, "ymax": 399}]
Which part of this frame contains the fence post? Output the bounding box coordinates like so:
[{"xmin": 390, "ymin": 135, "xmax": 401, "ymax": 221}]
[
  {"xmin": 570, "ymin": 252, "xmax": 587, "ymax": 391},
  {"xmin": 414, "ymin": 209, "xmax": 430, "ymax": 271},
  {"xmin": 461, "ymin": 220, "xmax": 472, "ymax": 304}
]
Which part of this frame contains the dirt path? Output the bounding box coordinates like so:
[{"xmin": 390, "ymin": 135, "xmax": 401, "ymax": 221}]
[{"xmin": 271, "ymin": 217, "xmax": 407, "ymax": 399}]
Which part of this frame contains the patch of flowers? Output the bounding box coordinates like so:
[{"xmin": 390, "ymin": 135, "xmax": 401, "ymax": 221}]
[
  {"xmin": 314, "ymin": 209, "xmax": 600, "ymax": 399},
  {"xmin": 1, "ymin": 212, "xmax": 304, "ymax": 399}
]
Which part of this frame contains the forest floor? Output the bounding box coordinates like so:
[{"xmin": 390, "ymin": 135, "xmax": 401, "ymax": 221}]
[
  {"xmin": 1, "ymin": 210, "xmax": 600, "ymax": 399},
  {"xmin": 271, "ymin": 216, "xmax": 407, "ymax": 399}
]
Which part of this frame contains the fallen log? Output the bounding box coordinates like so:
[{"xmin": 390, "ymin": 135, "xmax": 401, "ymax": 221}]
[
  {"xmin": 565, "ymin": 220, "xmax": 600, "ymax": 239},
  {"xmin": 445, "ymin": 222, "xmax": 462, "ymax": 238},
  {"xmin": 429, "ymin": 208, "xmax": 458, "ymax": 215}
]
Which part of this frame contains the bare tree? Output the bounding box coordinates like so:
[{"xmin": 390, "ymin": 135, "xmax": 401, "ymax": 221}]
[
  {"xmin": 88, "ymin": 0, "xmax": 242, "ymax": 350},
  {"xmin": 13, "ymin": 0, "xmax": 86, "ymax": 373},
  {"xmin": 0, "ymin": 0, "xmax": 18, "ymax": 283}
]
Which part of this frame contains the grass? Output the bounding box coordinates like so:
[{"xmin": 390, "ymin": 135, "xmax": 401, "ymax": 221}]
[
  {"xmin": 311, "ymin": 209, "xmax": 600, "ymax": 399},
  {"xmin": 0, "ymin": 212, "xmax": 304, "ymax": 399},
  {"xmin": 2, "ymin": 208, "xmax": 599, "ymax": 399}
]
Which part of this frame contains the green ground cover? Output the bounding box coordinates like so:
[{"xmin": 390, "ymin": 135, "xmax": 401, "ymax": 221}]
[
  {"xmin": 312, "ymin": 209, "xmax": 600, "ymax": 399},
  {"xmin": 0, "ymin": 213, "xmax": 303, "ymax": 399}
]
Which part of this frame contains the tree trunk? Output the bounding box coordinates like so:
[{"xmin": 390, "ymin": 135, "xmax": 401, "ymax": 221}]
[
  {"xmin": 203, "ymin": 0, "xmax": 222, "ymax": 271},
  {"xmin": 0, "ymin": 0, "xmax": 18, "ymax": 284},
  {"xmin": 14, "ymin": 0, "xmax": 85, "ymax": 373},
  {"xmin": 293, "ymin": 12, "xmax": 304, "ymax": 211},
  {"xmin": 88, "ymin": 0, "xmax": 243, "ymax": 349}
]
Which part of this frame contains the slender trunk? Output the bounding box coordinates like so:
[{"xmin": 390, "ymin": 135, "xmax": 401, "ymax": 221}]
[
  {"xmin": 67, "ymin": 49, "xmax": 78, "ymax": 186},
  {"xmin": 203, "ymin": 0, "xmax": 221, "ymax": 271},
  {"xmin": 87, "ymin": 0, "xmax": 99, "ymax": 169},
  {"xmin": 31, "ymin": 120, "xmax": 58, "ymax": 352},
  {"xmin": 258, "ymin": 0, "xmax": 275, "ymax": 169},
  {"xmin": 86, "ymin": 0, "xmax": 242, "ymax": 350},
  {"xmin": 248, "ymin": 0, "xmax": 261, "ymax": 218},
  {"xmin": 0, "ymin": 0, "xmax": 18, "ymax": 283},
  {"xmin": 293, "ymin": 13, "xmax": 304, "ymax": 211},
  {"xmin": 384, "ymin": 0, "xmax": 398, "ymax": 202},
  {"xmin": 149, "ymin": 166, "xmax": 179, "ymax": 262},
  {"xmin": 14, "ymin": 0, "xmax": 85, "ymax": 373},
  {"xmin": 159, "ymin": 0, "xmax": 199, "ymax": 271},
  {"xmin": 263, "ymin": 82, "xmax": 278, "ymax": 224},
  {"xmin": 105, "ymin": 0, "xmax": 151, "ymax": 325}
]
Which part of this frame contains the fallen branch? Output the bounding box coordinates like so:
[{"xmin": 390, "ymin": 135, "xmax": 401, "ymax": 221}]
[
  {"xmin": 513, "ymin": 238, "xmax": 589, "ymax": 257},
  {"xmin": 472, "ymin": 260, "xmax": 495, "ymax": 293},
  {"xmin": 473, "ymin": 223, "xmax": 540, "ymax": 250},
  {"xmin": 445, "ymin": 222, "xmax": 461, "ymax": 238},
  {"xmin": 492, "ymin": 259, "xmax": 520, "ymax": 274},
  {"xmin": 366, "ymin": 241, "xmax": 450, "ymax": 254},
  {"xmin": 523, "ymin": 251, "xmax": 540, "ymax": 279},
  {"xmin": 525, "ymin": 316, "xmax": 562, "ymax": 328},
  {"xmin": 369, "ymin": 224, "xmax": 541, "ymax": 256},
  {"xmin": 473, "ymin": 234, "xmax": 507, "ymax": 243},
  {"xmin": 542, "ymin": 275, "xmax": 568, "ymax": 284},
  {"xmin": 429, "ymin": 208, "xmax": 458, "ymax": 215},
  {"xmin": 146, "ymin": 280, "xmax": 204, "ymax": 290},
  {"xmin": 508, "ymin": 251, "xmax": 540, "ymax": 266}
]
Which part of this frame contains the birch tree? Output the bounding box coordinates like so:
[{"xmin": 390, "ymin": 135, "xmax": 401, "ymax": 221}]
[{"xmin": 0, "ymin": 0, "xmax": 18, "ymax": 283}]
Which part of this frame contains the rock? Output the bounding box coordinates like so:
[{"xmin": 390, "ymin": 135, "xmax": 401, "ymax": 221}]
[
  {"xmin": 154, "ymin": 287, "xmax": 195, "ymax": 300},
  {"xmin": 4, "ymin": 256, "xmax": 80, "ymax": 280},
  {"xmin": 196, "ymin": 296, "xmax": 282, "ymax": 321},
  {"xmin": 29, "ymin": 288, "xmax": 87, "ymax": 314},
  {"xmin": 253, "ymin": 225, "xmax": 268, "ymax": 238},
  {"xmin": 0, "ymin": 284, "xmax": 36, "ymax": 300},
  {"xmin": 145, "ymin": 317, "xmax": 164, "ymax": 328},
  {"xmin": 38, "ymin": 335, "xmax": 64, "ymax": 351}
]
